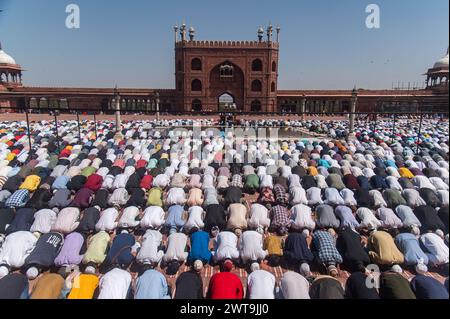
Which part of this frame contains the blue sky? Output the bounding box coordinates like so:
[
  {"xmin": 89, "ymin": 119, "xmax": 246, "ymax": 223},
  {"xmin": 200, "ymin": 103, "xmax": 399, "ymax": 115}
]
[{"xmin": 0, "ymin": 0, "xmax": 448, "ymax": 89}]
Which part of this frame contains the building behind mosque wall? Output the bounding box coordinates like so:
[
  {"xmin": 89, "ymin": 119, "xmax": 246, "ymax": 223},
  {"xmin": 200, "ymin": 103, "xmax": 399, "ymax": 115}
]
[{"xmin": 0, "ymin": 26, "xmax": 448, "ymax": 114}]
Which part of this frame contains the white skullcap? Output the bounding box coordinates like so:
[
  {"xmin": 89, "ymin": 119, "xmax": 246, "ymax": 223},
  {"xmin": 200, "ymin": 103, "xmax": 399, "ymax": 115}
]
[
  {"xmin": 85, "ymin": 266, "xmax": 96, "ymax": 275},
  {"xmin": 251, "ymin": 263, "xmax": 260, "ymax": 272},
  {"xmin": 391, "ymin": 264, "xmax": 403, "ymax": 274},
  {"xmin": 0, "ymin": 266, "xmax": 9, "ymax": 278},
  {"xmin": 194, "ymin": 260, "xmax": 203, "ymax": 272},
  {"xmin": 415, "ymin": 263, "xmax": 428, "ymax": 274},
  {"xmin": 256, "ymin": 226, "xmax": 264, "ymax": 235},
  {"xmin": 26, "ymin": 267, "xmax": 39, "ymax": 280},
  {"xmin": 299, "ymin": 263, "xmax": 311, "ymax": 277},
  {"xmin": 302, "ymin": 229, "xmax": 310, "ymax": 237}
]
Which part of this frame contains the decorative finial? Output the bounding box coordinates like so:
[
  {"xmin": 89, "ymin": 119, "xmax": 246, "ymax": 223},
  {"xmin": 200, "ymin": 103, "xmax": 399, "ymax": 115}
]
[
  {"xmin": 180, "ymin": 22, "xmax": 187, "ymax": 41},
  {"xmin": 174, "ymin": 24, "xmax": 179, "ymax": 43},
  {"xmin": 189, "ymin": 26, "xmax": 195, "ymax": 41},
  {"xmin": 276, "ymin": 25, "xmax": 281, "ymax": 42},
  {"xmin": 257, "ymin": 26, "xmax": 264, "ymax": 42},
  {"xmin": 267, "ymin": 23, "xmax": 273, "ymax": 42}
]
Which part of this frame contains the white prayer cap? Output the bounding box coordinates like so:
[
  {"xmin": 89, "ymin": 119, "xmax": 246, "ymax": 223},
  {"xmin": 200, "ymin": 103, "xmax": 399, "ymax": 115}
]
[
  {"xmin": 299, "ymin": 263, "xmax": 311, "ymax": 277},
  {"xmin": 26, "ymin": 267, "xmax": 39, "ymax": 280},
  {"xmin": 85, "ymin": 266, "xmax": 96, "ymax": 275},
  {"xmin": 0, "ymin": 266, "xmax": 9, "ymax": 278},
  {"xmin": 391, "ymin": 264, "xmax": 403, "ymax": 274},
  {"xmin": 415, "ymin": 263, "xmax": 428, "ymax": 275},
  {"xmin": 251, "ymin": 263, "xmax": 260, "ymax": 272},
  {"xmin": 194, "ymin": 260, "xmax": 204, "ymax": 272}
]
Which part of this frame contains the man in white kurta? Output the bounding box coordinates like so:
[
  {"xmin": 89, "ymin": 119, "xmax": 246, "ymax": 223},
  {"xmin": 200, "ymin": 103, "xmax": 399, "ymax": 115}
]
[
  {"xmin": 239, "ymin": 230, "xmax": 267, "ymax": 264},
  {"xmin": 0, "ymin": 231, "xmax": 38, "ymax": 278},
  {"xmin": 247, "ymin": 266, "xmax": 276, "ymax": 299},
  {"xmin": 98, "ymin": 267, "xmax": 132, "ymax": 299},
  {"xmin": 248, "ymin": 203, "xmax": 271, "ymax": 230},
  {"xmin": 162, "ymin": 232, "xmax": 188, "ymax": 264},
  {"xmin": 136, "ymin": 230, "xmax": 164, "ymax": 266},
  {"xmin": 212, "ymin": 231, "xmax": 240, "ymax": 263},
  {"xmin": 140, "ymin": 206, "xmax": 166, "ymax": 229},
  {"xmin": 184, "ymin": 206, "xmax": 205, "ymax": 232},
  {"xmin": 30, "ymin": 209, "xmax": 57, "ymax": 234},
  {"xmin": 52, "ymin": 207, "xmax": 80, "ymax": 234},
  {"xmin": 118, "ymin": 206, "xmax": 140, "ymax": 228},
  {"xmin": 96, "ymin": 208, "xmax": 119, "ymax": 232}
]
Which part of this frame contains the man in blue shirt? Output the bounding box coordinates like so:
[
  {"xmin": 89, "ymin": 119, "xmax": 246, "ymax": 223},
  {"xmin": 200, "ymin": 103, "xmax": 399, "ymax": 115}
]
[
  {"xmin": 188, "ymin": 230, "xmax": 212, "ymax": 266},
  {"xmin": 410, "ymin": 273, "xmax": 449, "ymax": 299},
  {"xmin": 134, "ymin": 268, "xmax": 171, "ymax": 299}
]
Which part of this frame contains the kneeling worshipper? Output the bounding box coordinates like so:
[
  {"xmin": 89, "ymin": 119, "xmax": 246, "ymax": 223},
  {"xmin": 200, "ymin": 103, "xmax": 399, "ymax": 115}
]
[
  {"xmin": 309, "ymin": 275, "xmax": 345, "ymax": 299},
  {"xmin": 207, "ymin": 260, "xmax": 244, "ymax": 300},
  {"xmin": 279, "ymin": 271, "xmax": 310, "ymax": 299},
  {"xmin": 344, "ymin": 271, "xmax": 380, "ymax": 299},
  {"xmin": 134, "ymin": 268, "xmax": 171, "ymax": 299},
  {"xmin": 246, "ymin": 263, "xmax": 276, "ymax": 299}
]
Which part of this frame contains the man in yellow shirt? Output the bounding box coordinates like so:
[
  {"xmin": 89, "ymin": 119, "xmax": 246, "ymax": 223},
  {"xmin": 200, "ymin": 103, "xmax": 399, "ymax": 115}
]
[
  {"xmin": 19, "ymin": 175, "xmax": 41, "ymax": 192},
  {"xmin": 67, "ymin": 272, "xmax": 100, "ymax": 299},
  {"xmin": 263, "ymin": 235, "xmax": 283, "ymax": 267}
]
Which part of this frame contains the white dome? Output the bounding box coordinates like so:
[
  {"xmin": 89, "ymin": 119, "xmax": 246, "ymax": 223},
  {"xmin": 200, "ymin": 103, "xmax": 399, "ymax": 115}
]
[
  {"xmin": 433, "ymin": 50, "xmax": 449, "ymax": 69},
  {"xmin": 0, "ymin": 49, "xmax": 16, "ymax": 65}
]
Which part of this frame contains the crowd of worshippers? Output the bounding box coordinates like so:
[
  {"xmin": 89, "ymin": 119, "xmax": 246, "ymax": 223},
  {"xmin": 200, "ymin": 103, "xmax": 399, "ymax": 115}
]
[{"xmin": 0, "ymin": 117, "xmax": 448, "ymax": 299}]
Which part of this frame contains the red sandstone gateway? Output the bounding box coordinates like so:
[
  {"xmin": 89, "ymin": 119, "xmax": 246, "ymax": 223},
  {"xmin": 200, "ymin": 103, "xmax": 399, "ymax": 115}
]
[{"xmin": 0, "ymin": 32, "xmax": 448, "ymax": 113}]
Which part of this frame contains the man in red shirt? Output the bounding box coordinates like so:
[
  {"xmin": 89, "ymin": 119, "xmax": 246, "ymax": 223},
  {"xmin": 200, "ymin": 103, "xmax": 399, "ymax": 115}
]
[{"xmin": 207, "ymin": 260, "xmax": 244, "ymax": 299}]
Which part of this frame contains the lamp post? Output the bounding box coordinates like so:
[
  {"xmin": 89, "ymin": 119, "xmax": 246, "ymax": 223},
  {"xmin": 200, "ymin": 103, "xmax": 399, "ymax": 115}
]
[
  {"xmin": 300, "ymin": 95, "xmax": 306, "ymax": 121},
  {"xmin": 114, "ymin": 86, "xmax": 121, "ymax": 133},
  {"xmin": 155, "ymin": 92, "xmax": 160, "ymax": 121},
  {"xmin": 76, "ymin": 111, "xmax": 81, "ymax": 140},
  {"xmin": 53, "ymin": 109, "xmax": 61, "ymax": 153},
  {"xmin": 416, "ymin": 99, "xmax": 423, "ymax": 155},
  {"xmin": 24, "ymin": 97, "xmax": 33, "ymax": 159},
  {"xmin": 349, "ymin": 86, "xmax": 358, "ymax": 140}
]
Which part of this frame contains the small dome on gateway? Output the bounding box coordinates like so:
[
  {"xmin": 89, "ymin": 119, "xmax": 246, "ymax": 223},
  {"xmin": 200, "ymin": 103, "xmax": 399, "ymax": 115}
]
[
  {"xmin": 0, "ymin": 42, "xmax": 17, "ymax": 65},
  {"xmin": 433, "ymin": 48, "xmax": 449, "ymax": 69}
]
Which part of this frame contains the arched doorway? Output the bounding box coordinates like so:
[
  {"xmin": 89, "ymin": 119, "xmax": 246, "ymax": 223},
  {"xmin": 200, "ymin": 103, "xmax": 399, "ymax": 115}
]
[
  {"xmin": 209, "ymin": 61, "xmax": 245, "ymax": 112},
  {"xmin": 251, "ymin": 100, "xmax": 262, "ymax": 112},
  {"xmin": 218, "ymin": 93, "xmax": 236, "ymax": 111},
  {"xmin": 192, "ymin": 99, "xmax": 202, "ymax": 112}
]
